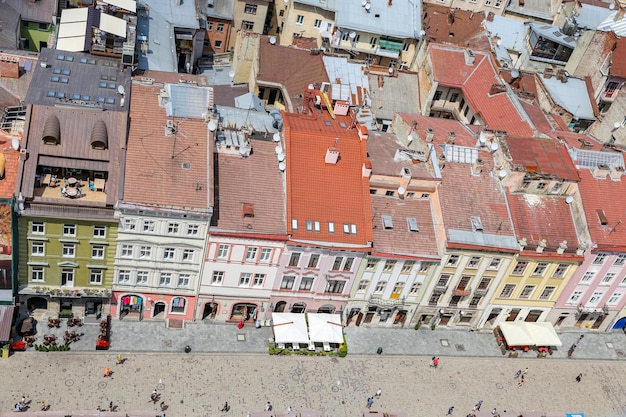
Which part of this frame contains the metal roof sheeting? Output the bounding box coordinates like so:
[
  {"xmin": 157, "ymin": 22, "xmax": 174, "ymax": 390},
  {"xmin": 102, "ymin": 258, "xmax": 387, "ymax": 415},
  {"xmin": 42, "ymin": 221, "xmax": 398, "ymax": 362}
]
[
  {"xmin": 539, "ymin": 74, "xmax": 595, "ymax": 119},
  {"xmin": 165, "ymin": 83, "xmax": 212, "ymax": 119}
]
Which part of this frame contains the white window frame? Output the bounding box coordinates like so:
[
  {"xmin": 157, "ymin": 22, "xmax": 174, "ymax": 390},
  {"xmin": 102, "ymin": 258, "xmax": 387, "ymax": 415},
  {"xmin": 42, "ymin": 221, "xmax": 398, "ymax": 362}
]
[
  {"xmin": 92, "ymin": 245, "xmax": 105, "ymax": 259},
  {"xmin": 239, "ymin": 273, "xmax": 252, "ymax": 287},
  {"xmin": 217, "ymin": 244, "xmax": 229, "ymax": 260},
  {"xmin": 167, "ymin": 222, "xmax": 180, "ymax": 234},
  {"xmin": 159, "ymin": 272, "xmax": 172, "ymax": 286},
  {"xmin": 177, "ymin": 274, "xmax": 191, "ymax": 288},
  {"xmin": 90, "ymin": 270, "xmax": 103, "ymax": 285},
  {"xmin": 31, "ymin": 241, "xmax": 45, "ymax": 256},
  {"xmin": 187, "ymin": 224, "xmax": 200, "ymax": 236},
  {"xmin": 163, "ymin": 247, "xmax": 175, "ymax": 260},
  {"xmin": 118, "ymin": 269, "xmax": 131, "ymax": 283},
  {"xmin": 139, "ymin": 246, "xmax": 152, "ymax": 259},
  {"xmin": 62, "ymin": 244, "xmax": 76, "ymax": 258},
  {"xmin": 567, "ymin": 290, "xmax": 583, "ymax": 304},
  {"xmin": 212, "ymin": 271, "xmax": 224, "ymax": 285},
  {"xmin": 63, "ymin": 224, "xmax": 76, "ymax": 236},
  {"xmin": 93, "ymin": 225, "xmax": 106, "ymax": 238},
  {"xmin": 281, "ymin": 275, "xmax": 295, "ymax": 289},
  {"xmin": 136, "ymin": 271, "xmax": 149, "ymax": 285},
  {"xmin": 143, "ymin": 220, "xmax": 156, "ymax": 233},
  {"xmin": 607, "ymin": 292, "xmax": 623, "ymax": 305},
  {"xmin": 120, "ymin": 244, "xmax": 133, "ymax": 258},
  {"xmin": 296, "ymin": 14, "xmax": 304, "ymax": 25},
  {"xmin": 260, "ymin": 248, "xmax": 272, "ymax": 263},
  {"xmin": 31, "ymin": 267, "xmax": 44, "ymax": 282},
  {"xmin": 253, "ymin": 273, "xmax": 265, "ymax": 287},
  {"xmin": 31, "ymin": 221, "xmax": 45, "ymax": 234},
  {"xmin": 123, "ymin": 219, "xmax": 136, "ymax": 231},
  {"xmin": 182, "ymin": 249, "xmax": 195, "ymax": 262},
  {"xmin": 245, "ymin": 247, "xmax": 258, "ymax": 262}
]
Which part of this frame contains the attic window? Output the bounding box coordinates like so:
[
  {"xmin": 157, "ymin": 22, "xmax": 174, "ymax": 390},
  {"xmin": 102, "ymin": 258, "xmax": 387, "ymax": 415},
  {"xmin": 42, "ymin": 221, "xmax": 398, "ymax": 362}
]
[
  {"xmin": 181, "ymin": 162, "xmax": 191, "ymax": 170},
  {"xmin": 597, "ymin": 209, "xmax": 608, "ymax": 226},
  {"xmin": 407, "ymin": 217, "xmax": 419, "ymax": 232},
  {"xmin": 242, "ymin": 203, "xmax": 254, "ymax": 218},
  {"xmin": 382, "ymin": 215, "xmax": 393, "ymax": 230},
  {"xmin": 470, "ymin": 216, "xmax": 483, "ymax": 231}
]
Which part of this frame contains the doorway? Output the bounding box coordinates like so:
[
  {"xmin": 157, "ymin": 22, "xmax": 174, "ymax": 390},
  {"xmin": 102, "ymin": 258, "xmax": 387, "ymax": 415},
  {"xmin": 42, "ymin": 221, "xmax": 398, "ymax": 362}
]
[
  {"xmin": 274, "ymin": 301, "xmax": 287, "ymax": 313},
  {"xmin": 153, "ymin": 302, "xmax": 166, "ymax": 318},
  {"xmin": 507, "ymin": 309, "xmax": 520, "ymax": 321},
  {"xmin": 439, "ymin": 314, "xmax": 452, "ymax": 326},
  {"xmin": 592, "ymin": 315, "xmax": 606, "ymax": 329},
  {"xmin": 291, "ymin": 303, "xmax": 306, "ymax": 313},
  {"xmin": 525, "ymin": 310, "xmax": 542, "ymax": 322},
  {"xmin": 202, "ymin": 302, "xmax": 218, "ymax": 320}
]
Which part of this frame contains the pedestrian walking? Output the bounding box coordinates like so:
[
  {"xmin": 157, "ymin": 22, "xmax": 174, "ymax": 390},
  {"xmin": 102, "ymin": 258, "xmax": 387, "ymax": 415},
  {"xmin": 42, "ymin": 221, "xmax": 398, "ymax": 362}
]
[
  {"xmin": 433, "ymin": 357, "xmax": 440, "ymax": 368},
  {"xmin": 150, "ymin": 389, "xmax": 158, "ymax": 403},
  {"xmin": 287, "ymin": 406, "xmax": 293, "ymax": 413},
  {"xmin": 116, "ymin": 353, "xmax": 123, "ymax": 365},
  {"xmin": 108, "ymin": 402, "xmax": 114, "ymax": 412},
  {"xmin": 430, "ymin": 356, "xmax": 436, "ymax": 367},
  {"xmin": 447, "ymin": 406, "xmax": 454, "ymax": 415},
  {"xmin": 475, "ymin": 400, "xmax": 483, "ymax": 411},
  {"xmin": 514, "ymin": 370, "xmax": 521, "ymax": 379},
  {"xmin": 374, "ymin": 388, "xmax": 382, "ymax": 397},
  {"xmin": 40, "ymin": 401, "xmax": 46, "ymax": 411},
  {"xmin": 265, "ymin": 402, "xmax": 273, "ymax": 412},
  {"xmin": 491, "ymin": 408, "xmax": 497, "ymax": 415},
  {"xmin": 367, "ymin": 397, "xmax": 374, "ymax": 409},
  {"xmin": 220, "ymin": 402, "xmax": 229, "ymax": 412},
  {"xmin": 522, "ymin": 367, "xmax": 529, "ymax": 375},
  {"xmin": 576, "ymin": 373, "xmax": 582, "ymax": 383},
  {"xmin": 20, "ymin": 396, "xmax": 26, "ymax": 406},
  {"xmin": 518, "ymin": 374, "xmax": 525, "ymax": 387}
]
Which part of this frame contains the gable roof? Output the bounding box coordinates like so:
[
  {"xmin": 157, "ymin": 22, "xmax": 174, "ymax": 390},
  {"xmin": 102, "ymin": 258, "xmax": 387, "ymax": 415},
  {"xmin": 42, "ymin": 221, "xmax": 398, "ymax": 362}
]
[
  {"xmin": 504, "ymin": 136, "xmax": 580, "ymax": 181},
  {"xmin": 283, "ymin": 111, "xmax": 372, "ymax": 248},
  {"xmin": 429, "ymin": 44, "xmax": 534, "ymax": 137}
]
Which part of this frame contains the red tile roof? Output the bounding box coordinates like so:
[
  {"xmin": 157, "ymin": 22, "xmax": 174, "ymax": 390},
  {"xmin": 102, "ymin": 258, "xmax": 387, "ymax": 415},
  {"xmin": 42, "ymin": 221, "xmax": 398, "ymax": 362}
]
[
  {"xmin": 504, "ymin": 136, "xmax": 580, "ymax": 181},
  {"xmin": 283, "ymin": 111, "xmax": 372, "ymax": 248},
  {"xmin": 520, "ymin": 101, "xmax": 554, "ymax": 134},
  {"xmin": 366, "ymin": 130, "xmax": 434, "ymax": 180},
  {"xmin": 0, "ymin": 149, "xmax": 19, "ymax": 199},
  {"xmin": 507, "ymin": 192, "xmax": 580, "ymax": 255},
  {"xmin": 577, "ymin": 169, "xmax": 626, "ymax": 250},
  {"xmin": 370, "ymin": 195, "xmax": 440, "ymax": 259},
  {"xmin": 422, "ymin": 4, "xmax": 489, "ymax": 48},
  {"xmin": 547, "ymin": 130, "xmax": 604, "ymax": 151},
  {"xmin": 396, "ymin": 114, "xmax": 478, "ymax": 148},
  {"xmin": 125, "ymin": 74, "xmax": 211, "ymax": 210},
  {"xmin": 211, "ymin": 139, "xmax": 286, "ymax": 236},
  {"xmin": 611, "ymin": 37, "xmax": 626, "ymax": 78},
  {"xmin": 429, "ymin": 44, "xmax": 534, "ymax": 136}
]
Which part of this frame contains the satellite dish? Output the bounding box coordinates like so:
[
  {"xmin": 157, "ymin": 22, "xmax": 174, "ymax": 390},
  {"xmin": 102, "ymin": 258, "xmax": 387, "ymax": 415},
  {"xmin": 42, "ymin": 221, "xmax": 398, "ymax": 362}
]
[
  {"xmin": 240, "ymin": 147, "xmax": 247, "ymax": 156},
  {"xmin": 308, "ymin": 84, "xmax": 314, "ymax": 90},
  {"xmin": 419, "ymin": 30, "xmax": 426, "ymax": 37},
  {"xmin": 279, "ymin": 162, "xmax": 286, "ymax": 171},
  {"xmin": 277, "ymin": 152, "xmax": 285, "ymax": 162},
  {"xmin": 349, "ymin": 31, "xmax": 356, "ymax": 39},
  {"xmin": 408, "ymin": 134, "xmax": 414, "ymax": 142},
  {"xmin": 566, "ymin": 196, "xmax": 574, "ymax": 204},
  {"xmin": 269, "ymin": 36, "xmax": 277, "ymax": 45},
  {"xmin": 273, "ymin": 132, "xmax": 281, "ymax": 142},
  {"xmin": 614, "ymin": 122, "xmax": 621, "ymax": 129},
  {"xmin": 388, "ymin": 67, "xmax": 394, "ymax": 74},
  {"xmin": 117, "ymin": 85, "xmax": 125, "ymax": 95},
  {"xmin": 398, "ymin": 186, "xmax": 406, "ymax": 195},
  {"xmin": 499, "ymin": 169, "xmax": 507, "ymax": 178},
  {"xmin": 511, "ymin": 69, "xmax": 520, "ymax": 78},
  {"xmin": 479, "ymin": 132, "xmax": 487, "ymax": 144},
  {"xmin": 11, "ymin": 137, "xmax": 19, "ymax": 150},
  {"xmin": 275, "ymin": 145, "xmax": 283, "ymax": 154},
  {"xmin": 208, "ymin": 120, "xmax": 217, "ymax": 131},
  {"xmin": 610, "ymin": 3, "xmax": 615, "ymax": 9},
  {"xmin": 365, "ymin": 3, "xmax": 371, "ymax": 10},
  {"xmin": 491, "ymin": 142, "xmax": 499, "ymax": 152},
  {"xmin": 496, "ymin": 39, "xmax": 502, "ymax": 46},
  {"xmin": 228, "ymin": 70, "xmax": 235, "ymax": 78}
]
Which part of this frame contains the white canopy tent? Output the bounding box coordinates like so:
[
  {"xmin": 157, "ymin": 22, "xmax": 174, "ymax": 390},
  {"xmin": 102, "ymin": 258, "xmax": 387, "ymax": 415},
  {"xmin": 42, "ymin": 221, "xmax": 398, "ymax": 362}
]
[
  {"xmin": 307, "ymin": 313, "xmax": 344, "ymax": 344},
  {"xmin": 498, "ymin": 322, "xmax": 562, "ymax": 347},
  {"xmin": 272, "ymin": 313, "xmax": 309, "ymax": 345}
]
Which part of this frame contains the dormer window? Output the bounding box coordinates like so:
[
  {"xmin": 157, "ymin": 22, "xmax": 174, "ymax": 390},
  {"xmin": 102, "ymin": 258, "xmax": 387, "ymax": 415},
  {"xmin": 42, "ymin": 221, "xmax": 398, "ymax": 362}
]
[{"xmin": 382, "ymin": 215, "xmax": 393, "ymax": 230}]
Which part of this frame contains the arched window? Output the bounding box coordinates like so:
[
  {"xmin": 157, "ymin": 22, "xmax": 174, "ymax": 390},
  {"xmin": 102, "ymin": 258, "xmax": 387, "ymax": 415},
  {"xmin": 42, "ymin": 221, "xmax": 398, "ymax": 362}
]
[{"xmin": 171, "ymin": 297, "xmax": 186, "ymax": 313}]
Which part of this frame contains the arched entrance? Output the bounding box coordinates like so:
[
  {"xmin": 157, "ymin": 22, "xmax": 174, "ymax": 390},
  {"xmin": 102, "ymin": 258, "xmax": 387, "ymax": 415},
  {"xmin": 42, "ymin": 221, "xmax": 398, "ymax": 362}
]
[
  {"xmin": 230, "ymin": 303, "xmax": 258, "ymax": 321},
  {"xmin": 393, "ymin": 309, "xmax": 407, "ymax": 325},
  {"xmin": 120, "ymin": 294, "xmax": 143, "ymax": 320},
  {"xmin": 274, "ymin": 301, "xmax": 287, "ymax": 313},
  {"xmin": 291, "ymin": 302, "xmax": 306, "ymax": 313},
  {"xmin": 613, "ymin": 316, "xmax": 626, "ymax": 329},
  {"xmin": 202, "ymin": 301, "xmax": 219, "ymax": 320},
  {"xmin": 153, "ymin": 302, "xmax": 166, "ymax": 318},
  {"xmin": 317, "ymin": 304, "xmax": 335, "ymax": 314},
  {"xmin": 27, "ymin": 297, "xmax": 48, "ymax": 312}
]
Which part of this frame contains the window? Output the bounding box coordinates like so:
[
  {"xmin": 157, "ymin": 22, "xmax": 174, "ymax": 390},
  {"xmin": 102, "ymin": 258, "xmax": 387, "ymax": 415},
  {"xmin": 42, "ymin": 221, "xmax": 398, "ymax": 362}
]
[
  {"xmin": 167, "ymin": 223, "xmax": 179, "ymax": 234},
  {"xmin": 281, "ymin": 275, "xmax": 295, "ymax": 289},
  {"xmin": 182, "ymin": 249, "xmax": 195, "ymax": 262},
  {"xmin": 253, "ymin": 273, "xmax": 265, "ymax": 287},
  {"xmin": 143, "ymin": 220, "xmax": 155, "ymax": 232},
  {"xmin": 93, "ymin": 225, "xmax": 106, "ymax": 238},
  {"xmin": 314, "ymin": 19, "xmax": 322, "ymax": 28},
  {"xmin": 217, "ymin": 244, "xmax": 229, "ymax": 259},
  {"xmin": 520, "ymin": 285, "xmax": 535, "ymax": 299},
  {"xmin": 244, "ymin": 3, "xmax": 257, "ymax": 13},
  {"xmin": 494, "ymin": 0, "xmax": 503, "ymax": 6},
  {"xmin": 343, "ymin": 257, "xmax": 355, "ymax": 271},
  {"xmin": 532, "ymin": 262, "xmax": 548, "ymax": 277},
  {"xmin": 469, "ymin": 296, "xmax": 482, "ymax": 306},
  {"xmin": 429, "ymin": 293, "xmax": 442, "ymax": 305},
  {"xmin": 136, "ymin": 271, "xmax": 149, "ymax": 285},
  {"xmin": 499, "ymin": 284, "xmax": 516, "ymax": 298},
  {"xmin": 207, "ymin": 22, "xmax": 213, "ymax": 31},
  {"xmin": 292, "ymin": 219, "xmax": 298, "ymax": 230},
  {"xmin": 588, "ymin": 291, "xmax": 604, "ymax": 305},
  {"xmin": 601, "ymin": 272, "xmax": 616, "ymax": 285},
  {"xmin": 288, "ymin": 252, "xmax": 301, "ymax": 267},
  {"xmin": 392, "ymin": 282, "xmax": 404, "ymax": 296},
  {"xmin": 512, "ymin": 261, "xmax": 528, "ymax": 275},
  {"xmin": 615, "ymin": 254, "xmax": 626, "ymax": 265},
  {"xmin": 447, "ymin": 255, "xmax": 459, "ymax": 266},
  {"xmin": 488, "ymin": 255, "xmax": 503, "ymax": 269},
  {"xmin": 325, "ymin": 279, "xmax": 345, "ymax": 293},
  {"xmin": 61, "ymin": 269, "xmax": 74, "ymax": 286},
  {"xmin": 341, "ymin": 31, "xmax": 350, "ymax": 41},
  {"xmin": 306, "ymin": 220, "xmax": 313, "ymax": 231},
  {"xmin": 308, "ymin": 254, "xmax": 320, "ymax": 268},
  {"xmin": 314, "ymin": 221, "xmax": 320, "ymax": 232},
  {"xmin": 139, "ymin": 246, "xmax": 151, "ymax": 259},
  {"xmin": 31, "ymin": 267, "xmax": 44, "ymax": 282},
  {"xmin": 436, "ymin": 274, "xmax": 450, "ymax": 287},
  {"xmin": 300, "ymin": 277, "xmax": 314, "ymax": 290},
  {"xmin": 123, "ymin": 219, "xmax": 136, "ymax": 231},
  {"xmin": 401, "ymin": 261, "xmax": 415, "ymax": 274},
  {"xmin": 537, "ymin": 182, "xmax": 547, "ymax": 190},
  {"xmin": 118, "ymin": 270, "xmax": 131, "ymax": 283},
  {"xmin": 296, "ymin": 14, "xmax": 304, "ymax": 24},
  {"xmin": 187, "ymin": 224, "xmax": 200, "ymax": 236},
  {"xmin": 622, "ymin": 276, "xmax": 626, "ymax": 286},
  {"xmin": 63, "ymin": 224, "xmax": 76, "ymax": 236},
  {"xmin": 593, "ymin": 253, "xmax": 607, "ymax": 264},
  {"xmin": 366, "ymin": 259, "xmax": 378, "ymax": 270},
  {"xmin": 385, "ymin": 190, "xmax": 394, "ymax": 197},
  {"xmin": 553, "ymin": 264, "xmax": 569, "ymax": 278},
  {"xmin": 245, "ymin": 247, "xmax": 258, "ymax": 262},
  {"xmin": 382, "ymin": 215, "xmax": 393, "ymax": 230},
  {"xmin": 485, "ymin": 0, "xmax": 492, "ymax": 5},
  {"xmin": 216, "ymin": 23, "xmax": 224, "ymax": 32},
  {"xmin": 375, "ymin": 281, "xmax": 387, "ymax": 293},
  {"xmin": 163, "ymin": 248, "xmax": 175, "ymax": 260},
  {"xmin": 212, "ymin": 271, "xmax": 224, "ymax": 285},
  {"xmin": 260, "ymin": 248, "xmax": 272, "ymax": 263},
  {"xmin": 478, "ymin": 277, "xmax": 491, "ymax": 289},
  {"xmin": 539, "ymin": 286, "xmax": 556, "ymax": 300},
  {"xmin": 31, "ymin": 242, "xmax": 45, "ymax": 256},
  {"xmin": 171, "ymin": 297, "xmax": 186, "ymax": 313},
  {"xmin": 328, "ymin": 222, "xmax": 335, "ymax": 233},
  {"xmin": 370, "ymin": 37, "xmax": 377, "ymax": 46},
  {"xmin": 242, "ymin": 20, "xmax": 254, "ymax": 30},
  {"xmin": 580, "ymin": 271, "xmax": 595, "ymax": 284},
  {"xmin": 568, "ymin": 290, "xmax": 583, "ymax": 304},
  {"xmin": 409, "ymin": 282, "xmax": 421, "ymax": 294},
  {"xmin": 468, "ymin": 256, "xmax": 481, "ymax": 268},
  {"xmin": 239, "ymin": 273, "xmax": 252, "ymax": 287},
  {"xmin": 62, "ymin": 244, "xmax": 75, "ymax": 258},
  {"xmin": 159, "ymin": 273, "xmax": 172, "ymax": 286},
  {"xmin": 120, "ymin": 244, "xmax": 133, "ymax": 258},
  {"xmin": 383, "ymin": 260, "xmax": 396, "ymax": 272},
  {"xmin": 407, "ymin": 217, "xmax": 419, "ymax": 232},
  {"xmin": 402, "ymin": 42, "xmax": 410, "ymax": 52},
  {"xmin": 90, "ymin": 270, "xmax": 103, "ymax": 285},
  {"xmin": 607, "ymin": 292, "xmax": 623, "ymax": 305},
  {"xmin": 31, "ymin": 222, "xmax": 45, "ymax": 234},
  {"xmin": 419, "ymin": 263, "xmax": 430, "ymax": 273},
  {"xmin": 449, "ymin": 93, "xmax": 459, "ymax": 103},
  {"xmin": 92, "ymin": 245, "xmax": 105, "ymax": 259},
  {"xmin": 358, "ymin": 280, "xmax": 369, "ymax": 291},
  {"xmin": 332, "ymin": 256, "xmax": 343, "ymax": 270},
  {"xmin": 343, "ymin": 224, "xmax": 350, "ymax": 234}
]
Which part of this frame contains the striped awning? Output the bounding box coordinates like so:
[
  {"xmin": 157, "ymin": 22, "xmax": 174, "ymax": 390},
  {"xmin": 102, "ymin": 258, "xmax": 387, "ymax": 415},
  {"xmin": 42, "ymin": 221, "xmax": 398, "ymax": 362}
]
[{"xmin": 0, "ymin": 305, "xmax": 15, "ymax": 343}]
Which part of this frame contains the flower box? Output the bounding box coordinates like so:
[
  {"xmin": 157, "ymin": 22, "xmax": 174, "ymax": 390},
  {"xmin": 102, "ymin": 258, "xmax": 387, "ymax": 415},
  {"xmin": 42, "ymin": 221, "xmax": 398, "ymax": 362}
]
[
  {"xmin": 96, "ymin": 339, "xmax": 110, "ymax": 350},
  {"xmin": 11, "ymin": 341, "xmax": 26, "ymax": 351}
]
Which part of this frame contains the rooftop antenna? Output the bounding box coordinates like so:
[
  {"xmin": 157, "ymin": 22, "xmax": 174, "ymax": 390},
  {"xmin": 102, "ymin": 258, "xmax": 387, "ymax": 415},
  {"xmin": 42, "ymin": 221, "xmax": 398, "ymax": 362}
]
[{"xmin": 333, "ymin": 137, "xmax": 339, "ymax": 148}]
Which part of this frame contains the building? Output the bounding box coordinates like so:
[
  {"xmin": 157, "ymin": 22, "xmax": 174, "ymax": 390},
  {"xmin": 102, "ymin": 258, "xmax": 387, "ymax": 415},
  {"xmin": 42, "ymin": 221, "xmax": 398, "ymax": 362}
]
[
  {"xmin": 16, "ymin": 48, "xmax": 132, "ymax": 321},
  {"xmin": 0, "ymin": 0, "xmax": 58, "ymax": 52},
  {"xmin": 113, "ymin": 71, "xmax": 213, "ymax": 324},
  {"xmin": 232, "ymin": 0, "xmax": 271, "ymax": 50},
  {"xmin": 204, "ymin": 0, "xmax": 235, "ymax": 55}
]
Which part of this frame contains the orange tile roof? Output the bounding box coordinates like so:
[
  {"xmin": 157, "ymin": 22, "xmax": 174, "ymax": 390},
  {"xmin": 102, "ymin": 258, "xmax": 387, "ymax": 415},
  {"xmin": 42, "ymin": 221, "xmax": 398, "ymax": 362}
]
[
  {"xmin": 519, "ymin": 101, "xmax": 554, "ymax": 134},
  {"xmin": 504, "ymin": 136, "xmax": 580, "ymax": 181},
  {"xmin": 0, "ymin": 149, "xmax": 19, "ymax": 199},
  {"xmin": 429, "ymin": 44, "xmax": 534, "ymax": 136},
  {"xmin": 611, "ymin": 37, "xmax": 626, "ymax": 78},
  {"xmin": 547, "ymin": 130, "xmax": 605, "ymax": 151},
  {"xmin": 124, "ymin": 74, "xmax": 211, "ymax": 210},
  {"xmin": 397, "ymin": 114, "xmax": 479, "ymax": 147},
  {"xmin": 507, "ymin": 192, "xmax": 580, "ymax": 255},
  {"xmin": 422, "ymin": 4, "xmax": 490, "ymax": 48},
  {"xmin": 211, "ymin": 139, "xmax": 286, "ymax": 236},
  {"xmin": 370, "ymin": 195, "xmax": 440, "ymax": 259},
  {"xmin": 283, "ymin": 111, "xmax": 372, "ymax": 248}
]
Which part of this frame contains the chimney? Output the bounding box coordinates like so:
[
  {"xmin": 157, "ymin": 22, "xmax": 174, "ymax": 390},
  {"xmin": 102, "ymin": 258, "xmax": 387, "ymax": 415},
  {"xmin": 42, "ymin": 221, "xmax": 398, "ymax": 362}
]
[
  {"xmin": 446, "ymin": 132, "xmax": 456, "ymax": 144},
  {"xmin": 426, "ymin": 128, "xmax": 434, "ymax": 142},
  {"xmin": 518, "ymin": 237, "xmax": 527, "ymax": 250},
  {"xmin": 543, "ymin": 68, "xmax": 554, "ymax": 79},
  {"xmin": 592, "ymin": 163, "xmax": 610, "ymax": 179},
  {"xmin": 536, "ymin": 239, "xmax": 547, "ymax": 253},
  {"xmin": 489, "ymin": 84, "xmax": 507, "ymax": 95},
  {"xmin": 609, "ymin": 166, "xmax": 624, "ymax": 181},
  {"xmin": 358, "ymin": 124, "xmax": 369, "ymax": 141},
  {"xmin": 464, "ymin": 48, "xmax": 475, "ymax": 66},
  {"xmin": 472, "ymin": 158, "xmax": 484, "ymax": 175},
  {"xmin": 576, "ymin": 243, "xmax": 587, "ymax": 256},
  {"xmin": 557, "ymin": 240, "xmax": 568, "ymax": 255},
  {"xmin": 362, "ymin": 160, "xmax": 372, "ymax": 177},
  {"xmin": 325, "ymin": 148, "xmax": 340, "ymax": 164},
  {"xmin": 556, "ymin": 69, "xmax": 568, "ymax": 83}
]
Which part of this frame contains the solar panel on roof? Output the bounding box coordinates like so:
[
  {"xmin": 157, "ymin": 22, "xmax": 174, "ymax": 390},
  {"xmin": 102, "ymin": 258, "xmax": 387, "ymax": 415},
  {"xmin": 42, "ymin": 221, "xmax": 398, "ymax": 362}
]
[
  {"xmin": 72, "ymin": 94, "xmax": 80, "ymax": 100},
  {"xmin": 53, "ymin": 68, "xmax": 61, "ymax": 74},
  {"xmin": 553, "ymin": 31, "xmax": 563, "ymax": 37},
  {"xmin": 60, "ymin": 77, "xmax": 69, "ymax": 83},
  {"xmin": 99, "ymin": 81, "xmax": 107, "ymax": 88},
  {"xmin": 88, "ymin": 59, "xmax": 96, "ymax": 65},
  {"xmin": 47, "ymin": 91, "xmax": 55, "ymax": 97},
  {"xmin": 82, "ymin": 95, "xmax": 89, "ymax": 101},
  {"xmin": 66, "ymin": 56, "xmax": 74, "ymax": 62},
  {"xmin": 57, "ymin": 92, "xmax": 65, "ymax": 98},
  {"xmin": 108, "ymin": 83, "xmax": 116, "ymax": 89},
  {"xmin": 106, "ymin": 98, "xmax": 115, "ymax": 104},
  {"xmin": 97, "ymin": 97, "xmax": 105, "ymax": 103}
]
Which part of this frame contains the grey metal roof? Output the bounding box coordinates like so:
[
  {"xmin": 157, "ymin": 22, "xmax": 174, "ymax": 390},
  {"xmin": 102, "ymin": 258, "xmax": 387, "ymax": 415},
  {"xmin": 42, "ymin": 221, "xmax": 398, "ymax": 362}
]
[
  {"xmin": 5, "ymin": 0, "xmax": 57, "ymax": 23},
  {"xmin": 529, "ymin": 22, "xmax": 578, "ymax": 48},
  {"xmin": 207, "ymin": 0, "xmax": 234, "ymax": 19},
  {"xmin": 484, "ymin": 15, "xmax": 528, "ymax": 54},
  {"xmin": 294, "ymin": 0, "xmax": 335, "ymax": 11},
  {"xmin": 214, "ymin": 105, "xmax": 279, "ymax": 134},
  {"xmin": 334, "ymin": 0, "xmax": 421, "ymax": 39},
  {"xmin": 506, "ymin": 0, "xmax": 556, "ymax": 21},
  {"xmin": 322, "ymin": 56, "xmax": 370, "ymax": 107},
  {"xmin": 598, "ymin": 11, "xmax": 626, "ymax": 36},
  {"xmin": 572, "ymin": 4, "xmax": 613, "ymax": 30},
  {"xmin": 539, "ymin": 74, "xmax": 595, "ymax": 120},
  {"xmin": 166, "ymin": 83, "xmax": 212, "ymax": 119},
  {"xmin": 25, "ymin": 48, "xmax": 132, "ymax": 112},
  {"xmin": 235, "ymin": 92, "xmax": 265, "ymax": 112},
  {"xmin": 0, "ymin": 4, "xmax": 20, "ymax": 50}
]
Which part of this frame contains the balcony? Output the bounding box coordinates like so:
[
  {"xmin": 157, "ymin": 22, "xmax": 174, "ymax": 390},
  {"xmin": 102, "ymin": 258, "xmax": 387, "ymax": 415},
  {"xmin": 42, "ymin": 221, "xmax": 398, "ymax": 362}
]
[
  {"xmin": 368, "ymin": 295, "xmax": 405, "ymax": 307},
  {"xmin": 433, "ymin": 285, "xmax": 448, "ymax": 294},
  {"xmin": 430, "ymin": 99, "xmax": 462, "ymax": 118},
  {"xmin": 599, "ymin": 81, "xmax": 622, "ymax": 103},
  {"xmin": 474, "ymin": 288, "xmax": 488, "ymax": 296},
  {"xmin": 329, "ymin": 39, "xmax": 400, "ymax": 59},
  {"xmin": 452, "ymin": 287, "xmax": 471, "ymax": 297}
]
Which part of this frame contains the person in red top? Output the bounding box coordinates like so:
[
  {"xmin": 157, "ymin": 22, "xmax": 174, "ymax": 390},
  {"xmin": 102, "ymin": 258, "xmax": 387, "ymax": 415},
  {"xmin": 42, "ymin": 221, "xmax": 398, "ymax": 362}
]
[{"xmin": 433, "ymin": 357, "xmax": 440, "ymax": 368}]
